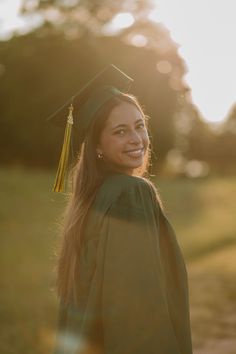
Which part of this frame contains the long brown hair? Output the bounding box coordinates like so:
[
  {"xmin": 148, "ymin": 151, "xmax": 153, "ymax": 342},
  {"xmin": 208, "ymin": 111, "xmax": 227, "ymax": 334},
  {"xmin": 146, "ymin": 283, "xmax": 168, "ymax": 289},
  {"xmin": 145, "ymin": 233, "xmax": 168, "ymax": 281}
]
[{"xmin": 55, "ymin": 92, "xmax": 161, "ymax": 304}]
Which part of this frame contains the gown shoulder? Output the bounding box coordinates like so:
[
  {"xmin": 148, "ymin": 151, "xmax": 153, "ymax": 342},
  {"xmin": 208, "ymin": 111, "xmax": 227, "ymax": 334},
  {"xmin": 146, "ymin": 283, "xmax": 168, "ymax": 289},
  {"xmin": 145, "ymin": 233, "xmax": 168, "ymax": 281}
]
[{"xmin": 93, "ymin": 173, "xmax": 159, "ymax": 216}]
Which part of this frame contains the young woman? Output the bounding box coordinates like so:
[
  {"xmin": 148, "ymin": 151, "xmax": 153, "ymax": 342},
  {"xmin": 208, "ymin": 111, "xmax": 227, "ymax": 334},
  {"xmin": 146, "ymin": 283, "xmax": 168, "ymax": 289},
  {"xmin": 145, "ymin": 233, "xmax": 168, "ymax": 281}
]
[{"xmin": 52, "ymin": 67, "xmax": 193, "ymax": 354}]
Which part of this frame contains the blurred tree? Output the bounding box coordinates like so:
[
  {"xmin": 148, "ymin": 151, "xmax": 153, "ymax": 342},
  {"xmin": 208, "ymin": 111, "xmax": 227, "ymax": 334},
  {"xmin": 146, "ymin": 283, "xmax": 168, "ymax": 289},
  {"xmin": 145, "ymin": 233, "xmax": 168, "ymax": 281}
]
[
  {"xmin": 20, "ymin": 0, "xmax": 155, "ymax": 36},
  {"xmin": 173, "ymin": 101, "xmax": 215, "ymax": 174},
  {"xmin": 184, "ymin": 104, "xmax": 215, "ymax": 162},
  {"xmin": 0, "ymin": 31, "xmax": 99, "ymax": 167},
  {"xmin": 0, "ymin": 0, "xmax": 189, "ymax": 172},
  {"xmin": 173, "ymin": 100, "xmax": 236, "ymax": 176},
  {"xmin": 223, "ymin": 103, "xmax": 236, "ymax": 134},
  {"xmin": 211, "ymin": 103, "xmax": 236, "ymax": 174}
]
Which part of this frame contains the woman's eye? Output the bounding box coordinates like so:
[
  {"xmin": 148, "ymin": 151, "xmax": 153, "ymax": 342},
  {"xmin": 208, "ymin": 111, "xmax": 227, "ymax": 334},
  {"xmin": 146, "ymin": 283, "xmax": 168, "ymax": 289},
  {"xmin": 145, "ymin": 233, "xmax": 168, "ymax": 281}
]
[
  {"xmin": 114, "ymin": 129, "xmax": 125, "ymax": 135},
  {"xmin": 136, "ymin": 123, "xmax": 145, "ymax": 129}
]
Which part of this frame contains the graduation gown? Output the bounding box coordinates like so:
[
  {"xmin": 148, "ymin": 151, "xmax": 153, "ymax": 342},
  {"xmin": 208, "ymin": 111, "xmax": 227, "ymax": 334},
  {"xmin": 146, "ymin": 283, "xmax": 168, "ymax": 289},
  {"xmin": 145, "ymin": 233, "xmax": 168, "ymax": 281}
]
[{"xmin": 54, "ymin": 173, "xmax": 193, "ymax": 354}]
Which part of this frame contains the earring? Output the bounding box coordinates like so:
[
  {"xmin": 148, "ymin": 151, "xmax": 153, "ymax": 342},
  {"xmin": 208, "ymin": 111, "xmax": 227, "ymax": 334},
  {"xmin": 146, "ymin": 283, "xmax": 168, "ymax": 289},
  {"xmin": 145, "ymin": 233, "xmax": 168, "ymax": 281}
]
[{"xmin": 97, "ymin": 152, "xmax": 103, "ymax": 159}]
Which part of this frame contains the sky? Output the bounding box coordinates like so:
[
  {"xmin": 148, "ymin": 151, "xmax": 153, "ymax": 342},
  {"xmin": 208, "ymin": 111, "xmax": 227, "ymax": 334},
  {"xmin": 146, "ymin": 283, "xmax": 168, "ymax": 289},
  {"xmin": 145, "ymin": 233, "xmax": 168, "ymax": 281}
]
[
  {"xmin": 150, "ymin": 0, "xmax": 236, "ymax": 124},
  {"xmin": 0, "ymin": 0, "xmax": 235, "ymax": 124}
]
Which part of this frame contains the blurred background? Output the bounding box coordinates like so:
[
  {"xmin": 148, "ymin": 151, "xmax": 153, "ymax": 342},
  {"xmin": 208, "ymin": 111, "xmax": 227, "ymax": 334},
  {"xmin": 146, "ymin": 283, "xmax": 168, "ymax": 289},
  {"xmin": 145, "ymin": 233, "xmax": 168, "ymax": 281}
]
[{"xmin": 0, "ymin": 0, "xmax": 236, "ymax": 353}]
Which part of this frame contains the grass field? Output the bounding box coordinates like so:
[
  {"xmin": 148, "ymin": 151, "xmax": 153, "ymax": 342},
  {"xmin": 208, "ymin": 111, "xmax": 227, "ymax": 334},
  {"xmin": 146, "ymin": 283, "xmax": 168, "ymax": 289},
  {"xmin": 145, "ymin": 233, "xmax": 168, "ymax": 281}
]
[{"xmin": 0, "ymin": 166, "xmax": 236, "ymax": 354}]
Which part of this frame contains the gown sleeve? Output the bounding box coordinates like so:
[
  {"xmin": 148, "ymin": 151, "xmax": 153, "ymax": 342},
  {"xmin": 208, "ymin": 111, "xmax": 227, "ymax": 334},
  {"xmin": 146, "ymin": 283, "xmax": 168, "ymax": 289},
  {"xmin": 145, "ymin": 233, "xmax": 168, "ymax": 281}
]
[{"xmin": 53, "ymin": 177, "xmax": 193, "ymax": 354}]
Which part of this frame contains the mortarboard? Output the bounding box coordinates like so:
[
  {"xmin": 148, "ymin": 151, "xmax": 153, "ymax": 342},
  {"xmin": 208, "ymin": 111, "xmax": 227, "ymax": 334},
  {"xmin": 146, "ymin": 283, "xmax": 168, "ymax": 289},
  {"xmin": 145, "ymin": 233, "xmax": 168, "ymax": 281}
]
[{"xmin": 48, "ymin": 64, "xmax": 134, "ymax": 193}]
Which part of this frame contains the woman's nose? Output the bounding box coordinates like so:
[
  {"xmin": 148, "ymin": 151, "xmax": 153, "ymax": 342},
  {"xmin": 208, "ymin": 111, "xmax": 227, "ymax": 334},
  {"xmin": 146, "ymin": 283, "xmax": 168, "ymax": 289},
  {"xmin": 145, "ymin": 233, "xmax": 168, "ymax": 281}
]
[{"xmin": 129, "ymin": 130, "xmax": 142, "ymax": 144}]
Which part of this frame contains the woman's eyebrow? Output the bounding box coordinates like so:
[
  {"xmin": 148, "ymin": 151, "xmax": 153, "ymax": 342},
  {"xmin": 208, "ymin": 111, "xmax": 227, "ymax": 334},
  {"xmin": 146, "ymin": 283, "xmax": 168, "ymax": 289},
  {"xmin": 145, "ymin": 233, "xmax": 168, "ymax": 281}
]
[
  {"xmin": 111, "ymin": 119, "xmax": 144, "ymax": 130},
  {"xmin": 111, "ymin": 124, "xmax": 127, "ymax": 131}
]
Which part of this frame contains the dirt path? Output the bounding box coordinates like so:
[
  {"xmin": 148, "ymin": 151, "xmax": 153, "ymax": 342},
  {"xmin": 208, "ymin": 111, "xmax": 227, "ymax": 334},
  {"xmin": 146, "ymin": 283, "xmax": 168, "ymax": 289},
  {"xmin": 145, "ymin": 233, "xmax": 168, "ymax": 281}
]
[{"xmin": 187, "ymin": 244, "xmax": 236, "ymax": 354}]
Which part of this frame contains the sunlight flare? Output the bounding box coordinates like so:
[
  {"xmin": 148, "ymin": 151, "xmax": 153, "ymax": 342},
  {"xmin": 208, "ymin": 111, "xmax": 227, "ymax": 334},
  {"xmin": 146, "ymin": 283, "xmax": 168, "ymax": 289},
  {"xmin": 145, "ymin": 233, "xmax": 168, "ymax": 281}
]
[{"xmin": 149, "ymin": 0, "xmax": 236, "ymax": 123}]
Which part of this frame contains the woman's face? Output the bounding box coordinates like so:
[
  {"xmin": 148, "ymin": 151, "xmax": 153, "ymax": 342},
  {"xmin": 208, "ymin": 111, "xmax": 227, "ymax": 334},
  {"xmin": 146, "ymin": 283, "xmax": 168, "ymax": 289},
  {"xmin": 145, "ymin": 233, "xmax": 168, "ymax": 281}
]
[{"xmin": 96, "ymin": 101, "xmax": 149, "ymax": 175}]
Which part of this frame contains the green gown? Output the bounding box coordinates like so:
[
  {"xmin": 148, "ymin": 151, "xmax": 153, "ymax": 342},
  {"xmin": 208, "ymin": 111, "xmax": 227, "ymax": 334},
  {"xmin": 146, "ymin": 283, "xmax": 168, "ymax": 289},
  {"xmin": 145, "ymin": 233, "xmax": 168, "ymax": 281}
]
[{"xmin": 54, "ymin": 173, "xmax": 193, "ymax": 354}]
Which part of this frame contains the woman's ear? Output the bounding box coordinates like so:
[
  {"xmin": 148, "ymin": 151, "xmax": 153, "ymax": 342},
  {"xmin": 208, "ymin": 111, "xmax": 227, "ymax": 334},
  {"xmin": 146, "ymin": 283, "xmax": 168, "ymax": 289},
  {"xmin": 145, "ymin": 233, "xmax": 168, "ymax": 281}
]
[
  {"xmin": 96, "ymin": 145, "xmax": 103, "ymax": 155},
  {"xmin": 96, "ymin": 144, "xmax": 104, "ymax": 159}
]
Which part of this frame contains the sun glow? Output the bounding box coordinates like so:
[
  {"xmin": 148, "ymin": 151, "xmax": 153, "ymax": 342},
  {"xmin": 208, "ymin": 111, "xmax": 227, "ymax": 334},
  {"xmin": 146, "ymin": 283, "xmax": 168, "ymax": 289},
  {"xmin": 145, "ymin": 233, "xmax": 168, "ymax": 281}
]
[
  {"xmin": 0, "ymin": 0, "xmax": 43, "ymax": 39},
  {"xmin": 0, "ymin": 0, "xmax": 23, "ymax": 38},
  {"xmin": 149, "ymin": 0, "xmax": 236, "ymax": 123}
]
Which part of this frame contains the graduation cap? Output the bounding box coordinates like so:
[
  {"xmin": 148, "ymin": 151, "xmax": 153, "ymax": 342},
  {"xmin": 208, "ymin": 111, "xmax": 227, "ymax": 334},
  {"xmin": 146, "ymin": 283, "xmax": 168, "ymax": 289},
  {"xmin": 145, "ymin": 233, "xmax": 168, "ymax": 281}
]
[{"xmin": 48, "ymin": 64, "xmax": 134, "ymax": 193}]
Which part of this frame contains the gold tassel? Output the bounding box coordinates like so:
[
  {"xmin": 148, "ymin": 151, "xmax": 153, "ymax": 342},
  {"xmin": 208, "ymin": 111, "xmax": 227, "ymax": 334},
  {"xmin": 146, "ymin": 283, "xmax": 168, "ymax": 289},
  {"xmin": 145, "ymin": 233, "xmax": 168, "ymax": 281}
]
[{"xmin": 53, "ymin": 103, "xmax": 74, "ymax": 193}]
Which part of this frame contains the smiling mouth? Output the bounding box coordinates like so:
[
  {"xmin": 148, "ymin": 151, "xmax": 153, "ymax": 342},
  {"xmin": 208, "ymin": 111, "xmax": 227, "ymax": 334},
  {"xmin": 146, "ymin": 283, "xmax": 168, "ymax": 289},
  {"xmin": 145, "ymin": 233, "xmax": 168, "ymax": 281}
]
[{"xmin": 124, "ymin": 148, "xmax": 144, "ymax": 157}]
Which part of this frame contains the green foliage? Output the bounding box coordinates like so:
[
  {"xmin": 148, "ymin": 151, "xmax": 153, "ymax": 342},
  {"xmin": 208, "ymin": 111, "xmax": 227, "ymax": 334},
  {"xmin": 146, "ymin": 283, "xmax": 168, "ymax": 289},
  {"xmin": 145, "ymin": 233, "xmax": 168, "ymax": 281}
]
[
  {"xmin": 21, "ymin": 0, "xmax": 155, "ymax": 27},
  {"xmin": 210, "ymin": 104, "xmax": 236, "ymax": 174}
]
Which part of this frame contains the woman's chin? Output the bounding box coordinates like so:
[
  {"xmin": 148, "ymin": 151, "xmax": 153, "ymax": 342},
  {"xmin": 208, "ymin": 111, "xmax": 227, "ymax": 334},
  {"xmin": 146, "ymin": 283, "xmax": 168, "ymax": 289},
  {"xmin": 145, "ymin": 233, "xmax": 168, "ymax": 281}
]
[
  {"xmin": 104, "ymin": 155, "xmax": 145, "ymax": 175},
  {"xmin": 117, "ymin": 161, "xmax": 144, "ymax": 174}
]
